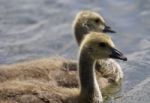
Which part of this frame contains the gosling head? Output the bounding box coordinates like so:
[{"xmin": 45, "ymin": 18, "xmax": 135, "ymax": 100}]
[
  {"xmin": 73, "ymin": 10, "xmax": 116, "ymax": 45},
  {"xmin": 80, "ymin": 32, "xmax": 127, "ymax": 61}
]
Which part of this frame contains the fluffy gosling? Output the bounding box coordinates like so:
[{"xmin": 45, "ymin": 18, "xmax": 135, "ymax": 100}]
[
  {"xmin": 72, "ymin": 10, "xmax": 123, "ymax": 84},
  {"xmin": 0, "ymin": 32, "xmax": 127, "ymax": 103}
]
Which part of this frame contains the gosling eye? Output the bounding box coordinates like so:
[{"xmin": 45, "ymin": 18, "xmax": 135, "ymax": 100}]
[
  {"xmin": 99, "ymin": 42, "xmax": 106, "ymax": 48},
  {"xmin": 94, "ymin": 18, "xmax": 100, "ymax": 24}
]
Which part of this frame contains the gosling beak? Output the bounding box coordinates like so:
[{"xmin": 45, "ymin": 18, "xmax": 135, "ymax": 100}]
[
  {"xmin": 103, "ymin": 25, "xmax": 116, "ymax": 33},
  {"xmin": 109, "ymin": 48, "xmax": 127, "ymax": 61}
]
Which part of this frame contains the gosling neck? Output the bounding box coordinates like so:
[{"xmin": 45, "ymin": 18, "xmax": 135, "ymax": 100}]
[
  {"xmin": 74, "ymin": 25, "xmax": 89, "ymax": 45},
  {"xmin": 78, "ymin": 48, "xmax": 103, "ymax": 103}
]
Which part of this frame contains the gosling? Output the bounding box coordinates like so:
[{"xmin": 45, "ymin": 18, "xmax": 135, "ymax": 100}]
[
  {"xmin": 72, "ymin": 10, "xmax": 124, "ymax": 84},
  {"xmin": 0, "ymin": 32, "xmax": 127, "ymax": 103}
]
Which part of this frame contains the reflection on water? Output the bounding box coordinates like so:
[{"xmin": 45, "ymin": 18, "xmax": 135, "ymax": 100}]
[
  {"xmin": 0, "ymin": 0, "xmax": 150, "ymax": 102},
  {"xmin": 101, "ymin": 81, "xmax": 122, "ymax": 103}
]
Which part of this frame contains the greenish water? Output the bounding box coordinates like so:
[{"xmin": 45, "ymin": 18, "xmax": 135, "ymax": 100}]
[{"xmin": 0, "ymin": 0, "xmax": 149, "ymax": 103}]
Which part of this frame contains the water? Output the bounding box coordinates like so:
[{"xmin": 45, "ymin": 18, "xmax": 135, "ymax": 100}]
[{"xmin": 0, "ymin": 0, "xmax": 150, "ymax": 103}]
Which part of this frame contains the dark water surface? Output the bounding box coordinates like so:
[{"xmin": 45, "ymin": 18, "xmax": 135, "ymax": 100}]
[{"xmin": 0, "ymin": 0, "xmax": 150, "ymax": 103}]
